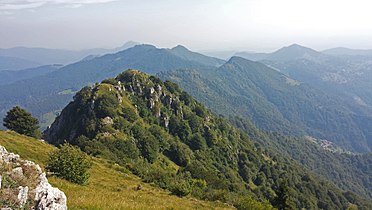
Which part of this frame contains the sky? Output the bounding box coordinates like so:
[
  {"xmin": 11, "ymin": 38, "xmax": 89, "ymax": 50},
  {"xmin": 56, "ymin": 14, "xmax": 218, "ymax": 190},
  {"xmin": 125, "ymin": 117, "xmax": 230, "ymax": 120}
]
[{"xmin": 1, "ymin": 0, "xmax": 372, "ymax": 52}]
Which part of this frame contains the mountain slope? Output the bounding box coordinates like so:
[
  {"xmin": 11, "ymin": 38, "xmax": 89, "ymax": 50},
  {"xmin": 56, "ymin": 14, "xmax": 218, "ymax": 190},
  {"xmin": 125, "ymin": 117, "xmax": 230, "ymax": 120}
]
[
  {"xmin": 0, "ymin": 64, "xmax": 61, "ymax": 85},
  {"xmin": 323, "ymin": 47, "xmax": 372, "ymax": 56},
  {"xmin": 230, "ymin": 117, "xmax": 372, "ymax": 200},
  {"xmin": 0, "ymin": 44, "xmax": 219, "ymax": 129},
  {"xmin": 43, "ymin": 70, "xmax": 371, "ymax": 209},
  {"xmin": 0, "ymin": 130, "xmax": 232, "ymax": 209},
  {"xmin": 0, "ymin": 41, "xmax": 139, "ymax": 65},
  {"xmin": 0, "ymin": 56, "xmax": 41, "ymax": 71},
  {"xmin": 160, "ymin": 56, "xmax": 372, "ymax": 152}
]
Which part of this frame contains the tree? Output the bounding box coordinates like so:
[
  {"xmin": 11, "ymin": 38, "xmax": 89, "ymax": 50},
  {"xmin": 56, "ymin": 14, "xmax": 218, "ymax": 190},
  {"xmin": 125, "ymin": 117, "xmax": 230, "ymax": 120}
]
[
  {"xmin": 273, "ymin": 180, "xmax": 296, "ymax": 210},
  {"xmin": 46, "ymin": 143, "xmax": 92, "ymax": 184},
  {"xmin": 3, "ymin": 106, "xmax": 41, "ymax": 138}
]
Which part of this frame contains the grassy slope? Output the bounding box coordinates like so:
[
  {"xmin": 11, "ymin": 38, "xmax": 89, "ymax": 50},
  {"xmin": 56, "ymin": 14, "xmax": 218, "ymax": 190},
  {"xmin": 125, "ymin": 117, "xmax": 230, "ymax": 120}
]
[{"xmin": 0, "ymin": 131, "xmax": 233, "ymax": 210}]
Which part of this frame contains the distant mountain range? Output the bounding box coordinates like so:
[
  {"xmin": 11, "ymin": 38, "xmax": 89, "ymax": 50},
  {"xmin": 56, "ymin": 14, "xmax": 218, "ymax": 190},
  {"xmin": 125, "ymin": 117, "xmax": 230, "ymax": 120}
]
[
  {"xmin": 323, "ymin": 47, "xmax": 372, "ymax": 56},
  {"xmin": 1, "ymin": 43, "xmax": 372, "ymax": 153},
  {"xmin": 0, "ymin": 41, "xmax": 139, "ymax": 70},
  {"xmin": 1, "ymin": 42, "xmax": 372, "ymax": 203},
  {"xmin": 0, "ymin": 64, "xmax": 62, "ymax": 85},
  {"xmin": 0, "ymin": 56, "xmax": 41, "ymax": 71},
  {"xmin": 0, "ymin": 44, "xmax": 223, "ymax": 130},
  {"xmin": 159, "ymin": 56, "xmax": 372, "ymax": 153}
]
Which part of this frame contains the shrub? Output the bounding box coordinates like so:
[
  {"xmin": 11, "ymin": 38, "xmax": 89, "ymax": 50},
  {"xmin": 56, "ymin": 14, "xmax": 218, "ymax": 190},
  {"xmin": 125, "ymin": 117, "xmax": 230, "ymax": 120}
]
[
  {"xmin": 3, "ymin": 106, "xmax": 41, "ymax": 138},
  {"xmin": 46, "ymin": 143, "xmax": 92, "ymax": 184},
  {"xmin": 171, "ymin": 180, "xmax": 191, "ymax": 197}
]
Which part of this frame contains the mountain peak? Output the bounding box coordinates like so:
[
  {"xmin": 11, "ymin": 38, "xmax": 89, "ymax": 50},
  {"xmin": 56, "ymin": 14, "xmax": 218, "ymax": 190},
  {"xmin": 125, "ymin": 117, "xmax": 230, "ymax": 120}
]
[
  {"xmin": 282, "ymin": 43, "xmax": 318, "ymax": 53},
  {"xmin": 114, "ymin": 41, "xmax": 140, "ymax": 51},
  {"xmin": 226, "ymin": 56, "xmax": 256, "ymax": 65},
  {"xmin": 172, "ymin": 45, "xmax": 189, "ymax": 51},
  {"xmin": 117, "ymin": 44, "xmax": 157, "ymax": 54},
  {"xmin": 168, "ymin": 44, "xmax": 225, "ymax": 67},
  {"xmin": 268, "ymin": 43, "xmax": 321, "ymax": 61}
]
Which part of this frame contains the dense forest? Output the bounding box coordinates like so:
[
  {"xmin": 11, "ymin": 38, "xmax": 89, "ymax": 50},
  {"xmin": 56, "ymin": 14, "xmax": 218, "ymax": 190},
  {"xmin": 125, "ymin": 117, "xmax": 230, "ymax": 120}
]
[
  {"xmin": 44, "ymin": 70, "xmax": 371, "ymax": 209},
  {"xmin": 230, "ymin": 117, "xmax": 372, "ymax": 199}
]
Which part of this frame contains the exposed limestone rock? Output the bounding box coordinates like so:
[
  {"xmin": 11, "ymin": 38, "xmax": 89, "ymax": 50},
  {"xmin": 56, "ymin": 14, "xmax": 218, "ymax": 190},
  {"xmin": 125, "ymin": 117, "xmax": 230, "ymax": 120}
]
[
  {"xmin": 0, "ymin": 145, "xmax": 67, "ymax": 210},
  {"xmin": 149, "ymin": 87, "xmax": 155, "ymax": 94},
  {"xmin": 12, "ymin": 167, "xmax": 24, "ymax": 178},
  {"xmin": 17, "ymin": 186, "xmax": 28, "ymax": 207},
  {"xmin": 34, "ymin": 172, "xmax": 67, "ymax": 210},
  {"xmin": 102, "ymin": 116, "xmax": 114, "ymax": 125}
]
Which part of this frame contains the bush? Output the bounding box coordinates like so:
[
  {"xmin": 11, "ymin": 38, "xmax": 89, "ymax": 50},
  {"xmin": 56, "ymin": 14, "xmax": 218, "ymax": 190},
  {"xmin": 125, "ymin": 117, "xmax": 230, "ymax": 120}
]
[
  {"xmin": 235, "ymin": 196, "xmax": 275, "ymax": 210},
  {"xmin": 171, "ymin": 180, "xmax": 191, "ymax": 197},
  {"xmin": 46, "ymin": 143, "xmax": 92, "ymax": 184},
  {"xmin": 3, "ymin": 106, "xmax": 41, "ymax": 138}
]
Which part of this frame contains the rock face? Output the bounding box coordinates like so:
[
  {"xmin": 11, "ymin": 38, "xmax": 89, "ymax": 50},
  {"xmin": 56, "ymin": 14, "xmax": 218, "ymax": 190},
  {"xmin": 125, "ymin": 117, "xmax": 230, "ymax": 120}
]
[{"xmin": 0, "ymin": 145, "xmax": 67, "ymax": 210}]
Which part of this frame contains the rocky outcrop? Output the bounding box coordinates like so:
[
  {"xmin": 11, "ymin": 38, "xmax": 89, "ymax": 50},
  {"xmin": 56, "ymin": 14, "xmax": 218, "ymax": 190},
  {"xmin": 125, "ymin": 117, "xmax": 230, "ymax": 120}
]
[{"xmin": 0, "ymin": 145, "xmax": 67, "ymax": 210}]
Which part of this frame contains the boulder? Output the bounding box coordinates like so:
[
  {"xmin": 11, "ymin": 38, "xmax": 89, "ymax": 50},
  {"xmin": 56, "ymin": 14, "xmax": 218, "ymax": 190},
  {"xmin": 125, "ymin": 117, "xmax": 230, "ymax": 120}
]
[{"xmin": 0, "ymin": 145, "xmax": 67, "ymax": 210}]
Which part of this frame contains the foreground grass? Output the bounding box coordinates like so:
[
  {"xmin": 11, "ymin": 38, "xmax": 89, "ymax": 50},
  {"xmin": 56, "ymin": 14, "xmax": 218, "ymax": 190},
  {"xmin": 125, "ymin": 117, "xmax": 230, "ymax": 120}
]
[{"xmin": 0, "ymin": 131, "xmax": 233, "ymax": 210}]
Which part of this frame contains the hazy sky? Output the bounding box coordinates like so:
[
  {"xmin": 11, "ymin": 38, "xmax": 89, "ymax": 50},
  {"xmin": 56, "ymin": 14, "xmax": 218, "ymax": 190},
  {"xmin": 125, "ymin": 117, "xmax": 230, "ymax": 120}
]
[{"xmin": 1, "ymin": 0, "xmax": 372, "ymax": 52}]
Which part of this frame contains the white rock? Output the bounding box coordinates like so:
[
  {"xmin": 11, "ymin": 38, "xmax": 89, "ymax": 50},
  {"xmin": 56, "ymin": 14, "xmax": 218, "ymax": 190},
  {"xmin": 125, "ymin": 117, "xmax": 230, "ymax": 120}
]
[
  {"xmin": 18, "ymin": 186, "xmax": 29, "ymax": 207},
  {"xmin": 0, "ymin": 145, "xmax": 67, "ymax": 210},
  {"xmin": 34, "ymin": 172, "xmax": 67, "ymax": 210},
  {"xmin": 12, "ymin": 167, "xmax": 24, "ymax": 178}
]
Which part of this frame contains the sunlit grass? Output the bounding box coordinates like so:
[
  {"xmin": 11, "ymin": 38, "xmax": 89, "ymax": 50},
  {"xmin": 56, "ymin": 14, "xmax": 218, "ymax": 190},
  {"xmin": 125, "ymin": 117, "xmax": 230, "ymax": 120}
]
[{"xmin": 0, "ymin": 131, "xmax": 233, "ymax": 209}]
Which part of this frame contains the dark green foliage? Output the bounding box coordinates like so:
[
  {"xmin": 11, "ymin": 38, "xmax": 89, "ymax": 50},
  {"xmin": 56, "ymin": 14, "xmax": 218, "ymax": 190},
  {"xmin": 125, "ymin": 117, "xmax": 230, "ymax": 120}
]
[
  {"xmin": 46, "ymin": 143, "xmax": 92, "ymax": 184},
  {"xmin": 101, "ymin": 78, "xmax": 117, "ymax": 85},
  {"xmin": 166, "ymin": 141, "xmax": 193, "ymax": 167},
  {"xmin": 169, "ymin": 116, "xmax": 191, "ymax": 142},
  {"xmin": 95, "ymin": 93, "xmax": 119, "ymax": 118},
  {"xmin": 273, "ymin": 180, "xmax": 296, "ymax": 210},
  {"xmin": 231, "ymin": 116, "xmax": 372, "ymax": 200},
  {"xmin": 3, "ymin": 106, "xmax": 41, "ymax": 138},
  {"xmin": 188, "ymin": 133, "xmax": 207, "ymax": 150},
  {"xmin": 131, "ymin": 123, "xmax": 159, "ymax": 163},
  {"xmin": 44, "ymin": 70, "xmax": 372, "ymax": 209},
  {"xmin": 122, "ymin": 107, "xmax": 138, "ymax": 122}
]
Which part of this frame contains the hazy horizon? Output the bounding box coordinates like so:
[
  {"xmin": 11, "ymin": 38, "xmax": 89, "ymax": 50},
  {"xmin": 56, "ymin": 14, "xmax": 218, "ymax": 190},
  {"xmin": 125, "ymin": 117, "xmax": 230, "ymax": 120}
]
[{"xmin": 1, "ymin": 0, "xmax": 372, "ymax": 52}]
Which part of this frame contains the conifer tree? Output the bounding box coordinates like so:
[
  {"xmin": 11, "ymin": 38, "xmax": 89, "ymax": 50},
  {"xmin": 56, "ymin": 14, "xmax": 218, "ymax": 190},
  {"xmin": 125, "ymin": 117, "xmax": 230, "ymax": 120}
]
[{"xmin": 3, "ymin": 106, "xmax": 41, "ymax": 138}]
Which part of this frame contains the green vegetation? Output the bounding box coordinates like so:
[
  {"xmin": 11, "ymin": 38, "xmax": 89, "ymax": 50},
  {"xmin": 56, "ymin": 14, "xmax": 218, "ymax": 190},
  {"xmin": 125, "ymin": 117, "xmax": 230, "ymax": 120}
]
[
  {"xmin": 0, "ymin": 130, "xmax": 233, "ymax": 209},
  {"xmin": 46, "ymin": 143, "xmax": 92, "ymax": 184},
  {"xmin": 3, "ymin": 106, "xmax": 41, "ymax": 138},
  {"xmin": 44, "ymin": 70, "xmax": 372, "ymax": 209},
  {"xmin": 231, "ymin": 117, "xmax": 372, "ymax": 200},
  {"xmin": 158, "ymin": 57, "xmax": 372, "ymax": 153}
]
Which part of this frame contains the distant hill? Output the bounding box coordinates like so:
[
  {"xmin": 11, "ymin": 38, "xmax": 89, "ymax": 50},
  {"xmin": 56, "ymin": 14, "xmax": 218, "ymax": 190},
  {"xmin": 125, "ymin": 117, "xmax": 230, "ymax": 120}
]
[
  {"xmin": 199, "ymin": 50, "xmax": 237, "ymax": 60},
  {"xmin": 0, "ymin": 56, "xmax": 41, "ymax": 71},
  {"xmin": 0, "ymin": 44, "xmax": 223, "ymax": 129},
  {"xmin": 159, "ymin": 56, "xmax": 372, "ymax": 153},
  {"xmin": 267, "ymin": 44, "xmax": 325, "ymax": 61},
  {"xmin": 0, "ymin": 64, "xmax": 61, "ymax": 85},
  {"xmin": 323, "ymin": 47, "xmax": 372, "ymax": 56},
  {"xmin": 0, "ymin": 41, "xmax": 139, "ymax": 66},
  {"xmin": 169, "ymin": 45, "xmax": 225, "ymax": 67},
  {"xmin": 43, "ymin": 69, "xmax": 371, "ymax": 209},
  {"xmin": 236, "ymin": 44, "xmax": 327, "ymax": 62}
]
